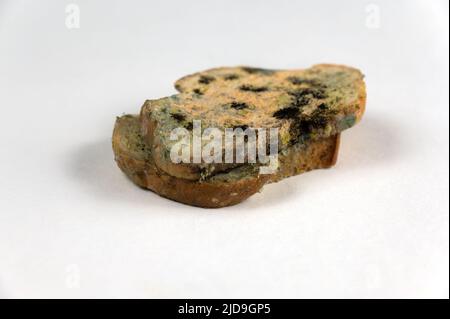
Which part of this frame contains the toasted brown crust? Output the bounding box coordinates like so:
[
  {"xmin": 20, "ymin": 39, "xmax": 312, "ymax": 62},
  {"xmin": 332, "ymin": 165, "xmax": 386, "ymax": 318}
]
[
  {"xmin": 115, "ymin": 152, "xmax": 268, "ymax": 208},
  {"xmin": 113, "ymin": 115, "xmax": 341, "ymax": 208},
  {"xmin": 141, "ymin": 64, "xmax": 366, "ymax": 180}
]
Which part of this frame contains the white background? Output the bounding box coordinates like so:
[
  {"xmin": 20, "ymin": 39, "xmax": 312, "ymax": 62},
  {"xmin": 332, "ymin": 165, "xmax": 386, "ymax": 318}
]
[{"xmin": 0, "ymin": 0, "xmax": 448, "ymax": 298}]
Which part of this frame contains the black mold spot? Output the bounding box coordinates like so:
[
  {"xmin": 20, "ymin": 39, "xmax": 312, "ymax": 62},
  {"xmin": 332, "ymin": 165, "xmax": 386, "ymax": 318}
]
[
  {"xmin": 289, "ymin": 87, "xmax": 326, "ymax": 100},
  {"xmin": 288, "ymin": 92, "xmax": 311, "ymax": 108},
  {"xmin": 288, "ymin": 109, "xmax": 336, "ymax": 145},
  {"xmin": 311, "ymin": 89, "xmax": 326, "ymax": 99},
  {"xmin": 240, "ymin": 84, "xmax": 268, "ymax": 92},
  {"xmin": 273, "ymin": 88, "xmax": 334, "ymax": 145},
  {"xmin": 232, "ymin": 124, "xmax": 249, "ymax": 131},
  {"xmin": 285, "ymin": 88, "xmax": 323, "ymax": 109},
  {"xmin": 241, "ymin": 67, "xmax": 276, "ymax": 75},
  {"xmin": 172, "ymin": 113, "xmax": 192, "ymax": 130},
  {"xmin": 171, "ymin": 113, "xmax": 186, "ymax": 122},
  {"xmin": 273, "ymin": 88, "xmax": 328, "ymax": 122},
  {"xmin": 317, "ymin": 103, "xmax": 329, "ymax": 110},
  {"xmin": 273, "ymin": 107, "xmax": 299, "ymax": 119},
  {"xmin": 198, "ymin": 75, "xmax": 215, "ymax": 84},
  {"xmin": 287, "ymin": 76, "xmax": 326, "ymax": 88},
  {"xmin": 224, "ymin": 74, "xmax": 239, "ymax": 80},
  {"xmin": 229, "ymin": 102, "xmax": 249, "ymax": 110},
  {"xmin": 184, "ymin": 122, "xmax": 193, "ymax": 130}
]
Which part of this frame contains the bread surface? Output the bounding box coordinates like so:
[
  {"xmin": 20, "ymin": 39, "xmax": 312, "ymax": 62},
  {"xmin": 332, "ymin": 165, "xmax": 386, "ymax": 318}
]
[{"xmin": 141, "ymin": 64, "xmax": 365, "ymax": 180}]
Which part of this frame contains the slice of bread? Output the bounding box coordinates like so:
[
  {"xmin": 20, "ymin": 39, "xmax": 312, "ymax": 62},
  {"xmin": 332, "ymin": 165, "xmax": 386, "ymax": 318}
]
[
  {"xmin": 113, "ymin": 115, "xmax": 340, "ymax": 208},
  {"xmin": 140, "ymin": 64, "xmax": 365, "ymax": 180}
]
